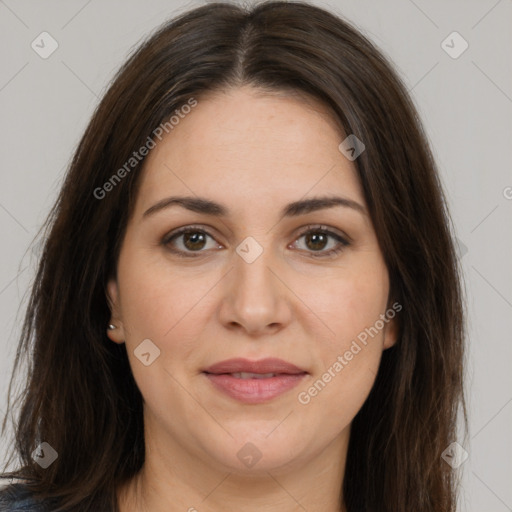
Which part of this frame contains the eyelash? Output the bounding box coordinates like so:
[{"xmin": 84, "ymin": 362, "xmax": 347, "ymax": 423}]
[{"xmin": 161, "ymin": 224, "xmax": 350, "ymax": 259}]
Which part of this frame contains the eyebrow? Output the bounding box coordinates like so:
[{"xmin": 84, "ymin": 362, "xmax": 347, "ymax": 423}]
[{"xmin": 142, "ymin": 195, "xmax": 367, "ymax": 219}]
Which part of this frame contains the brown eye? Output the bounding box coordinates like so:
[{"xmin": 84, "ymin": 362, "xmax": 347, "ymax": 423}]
[
  {"xmin": 304, "ymin": 232, "xmax": 329, "ymax": 251},
  {"xmin": 162, "ymin": 226, "xmax": 220, "ymax": 257},
  {"xmin": 293, "ymin": 226, "xmax": 350, "ymax": 258},
  {"xmin": 162, "ymin": 224, "xmax": 350, "ymax": 259},
  {"xmin": 181, "ymin": 231, "xmax": 208, "ymax": 251}
]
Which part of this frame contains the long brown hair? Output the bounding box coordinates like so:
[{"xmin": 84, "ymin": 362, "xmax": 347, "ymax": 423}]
[{"xmin": 0, "ymin": 2, "xmax": 467, "ymax": 510}]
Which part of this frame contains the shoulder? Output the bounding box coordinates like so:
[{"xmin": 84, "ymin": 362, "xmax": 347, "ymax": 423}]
[{"xmin": 0, "ymin": 482, "xmax": 47, "ymax": 511}]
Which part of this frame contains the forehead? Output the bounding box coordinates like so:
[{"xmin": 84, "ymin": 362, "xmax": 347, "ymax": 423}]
[{"xmin": 135, "ymin": 86, "xmax": 365, "ymax": 214}]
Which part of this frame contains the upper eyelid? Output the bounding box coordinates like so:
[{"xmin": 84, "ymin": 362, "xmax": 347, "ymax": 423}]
[{"xmin": 296, "ymin": 224, "xmax": 350, "ymax": 241}]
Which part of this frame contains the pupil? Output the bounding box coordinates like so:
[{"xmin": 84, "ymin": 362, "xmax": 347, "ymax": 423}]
[
  {"xmin": 184, "ymin": 232, "xmax": 205, "ymax": 250},
  {"xmin": 307, "ymin": 233, "xmax": 326, "ymax": 251}
]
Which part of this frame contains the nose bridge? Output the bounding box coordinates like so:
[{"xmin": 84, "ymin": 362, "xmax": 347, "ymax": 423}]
[
  {"xmin": 233, "ymin": 238, "xmax": 279, "ymax": 306},
  {"xmin": 220, "ymin": 236, "xmax": 289, "ymax": 333}
]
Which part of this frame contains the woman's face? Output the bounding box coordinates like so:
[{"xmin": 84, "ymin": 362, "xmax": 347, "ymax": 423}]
[{"xmin": 107, "ymin": 85, "xmax": 397, "ymax": 475}]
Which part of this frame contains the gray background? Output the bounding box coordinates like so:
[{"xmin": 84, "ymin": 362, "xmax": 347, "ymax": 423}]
[{"xmin": 1, "ymin": 0, "xmax": 511, "ymax": 510}]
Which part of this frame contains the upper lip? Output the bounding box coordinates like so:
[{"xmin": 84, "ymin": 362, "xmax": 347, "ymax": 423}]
[{"xmin": 203, "ymin": 358, "xmax": 307, "ymax": 375}]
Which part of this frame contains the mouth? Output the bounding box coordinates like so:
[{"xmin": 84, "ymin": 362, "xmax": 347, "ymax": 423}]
[
  {"xmin": 202, "ymin": 358, "xmax": 308, "ymax": 404},
  {"xmin": 226, "ymin": 372, "xmax": 285, "ymax": 379}
]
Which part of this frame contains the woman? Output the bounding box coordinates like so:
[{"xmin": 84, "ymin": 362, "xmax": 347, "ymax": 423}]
[{"xmin": 0, "ymin": 1, "xmax": 467, "ymax": 511}]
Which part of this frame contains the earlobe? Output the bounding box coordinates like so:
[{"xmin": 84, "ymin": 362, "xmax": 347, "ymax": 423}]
[
  {"xmin": 382, "ymin": 298, "xmax": 401, "ymax": 350},
  {"xmin": 383, "ymin": 315, "xmax": 400, "ymax": 349},
  {"xmin": 383, "ymin": 327, "xmax": 397, "ymax": 349},
  {"xmin": 106, "ymin": 278, "xmax": 125, "ymax": 344}
]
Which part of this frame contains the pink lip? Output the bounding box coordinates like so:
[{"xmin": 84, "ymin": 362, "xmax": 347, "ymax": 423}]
[
  {"xmin": 203, "ymin": 358, "xmax": 308, "ymax": 404},
  {"xmin": 203, "ymin": 357, "xmax": 306, "ymax": 375},
  {"xmin": 204, "ymin": 373, "xmax": 306, "ymax": 404}
]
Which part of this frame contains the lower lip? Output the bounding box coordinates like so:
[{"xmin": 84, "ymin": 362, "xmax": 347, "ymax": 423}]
[{"xmin": 204, "ymin": 373, "xmax": 307, "ymax": 404}]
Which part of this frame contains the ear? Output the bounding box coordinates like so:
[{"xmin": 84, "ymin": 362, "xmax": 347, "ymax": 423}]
[
  {"xmin": 382, "ymin": 301, "xmax": 401, "ymax": 350},
  {"xmin": 106, "ymin": 276, "xmax": 126, "ymax": 344}
]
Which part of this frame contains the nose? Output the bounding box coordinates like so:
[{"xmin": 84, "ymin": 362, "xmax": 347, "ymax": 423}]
[{"xmin": 217, "ymin": 244, "xmax": 292, "ymax": 337}]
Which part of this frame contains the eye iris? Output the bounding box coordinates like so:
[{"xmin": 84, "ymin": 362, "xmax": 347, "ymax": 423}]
[
  {"xmin": 305, "ymin": 232, "xmax": 327, "ymax": 251},
  {"xmin": 183, "ymin": 232, "xmax": 206, "ymax": 250}
]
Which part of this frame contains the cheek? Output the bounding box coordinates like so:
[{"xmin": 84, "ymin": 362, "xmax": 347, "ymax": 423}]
[
  {"xmin": 117, "ymin": 243, "xmax": 200, "ymax": 338},
  {"xmin": 115, "ymin": 252, "xmax": 206, "ymax": 419},
  {"xmin": 294, "ymin": 259, "xmax": 389, "ymax": 426},
  {"xmin": 297, "ymin": 283, "xmax": 388, "ymax": 433},
  {"xmin": 307, "ymin": 258, "xmax": 389, "ymax": 348},
  {"xmin": 297, "ymin": 350, "xmax": 380, "ymax": 447},
  {"xmin": 116, "ymin": 245, "xmax": 216, "ymax": 378}
]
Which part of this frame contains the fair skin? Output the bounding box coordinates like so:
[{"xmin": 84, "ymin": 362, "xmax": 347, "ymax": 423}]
[{"xmin": 107, "ymin": 85, "xmax": 397, "ymax": 512}]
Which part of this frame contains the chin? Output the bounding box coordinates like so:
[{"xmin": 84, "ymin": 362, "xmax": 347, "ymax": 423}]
[{"xmin": 203, "ymin": 431, "xmax": 307, "ymax": 474}]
